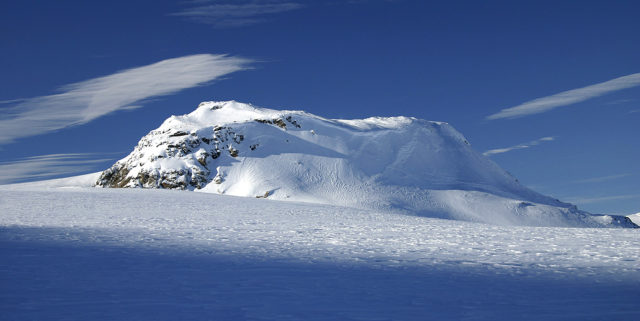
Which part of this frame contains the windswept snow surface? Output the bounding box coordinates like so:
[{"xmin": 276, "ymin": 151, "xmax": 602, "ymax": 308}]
[
  {"xmin": 95, "ymin": 101, "xmax": 634, "ymax": 227},
  {"xmin": 1, "ymin": 185, "xmax": 639, "ymax": 320}
]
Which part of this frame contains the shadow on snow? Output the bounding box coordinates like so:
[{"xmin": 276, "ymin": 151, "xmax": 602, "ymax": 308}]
[{"xmin": 1, "ymin": 226, "xmax": 638, "ymax": 321}]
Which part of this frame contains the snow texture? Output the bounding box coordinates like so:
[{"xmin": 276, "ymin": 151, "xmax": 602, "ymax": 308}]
[
  {"xmin": 95, "ymin": 100, "xmax": 635, "ymax": 227},
  {"xmin": 1, "ymin": 184, "xmax": 639, "ymax": 320},
  {"xmin": 628, "ymin": 213, "xmax": 640, "ymax": 225}
]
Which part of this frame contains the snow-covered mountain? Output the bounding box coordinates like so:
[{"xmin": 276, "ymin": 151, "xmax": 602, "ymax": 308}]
[{"xmin": 96, "ymin": 101, "xmax": 636, "ymax": 227}]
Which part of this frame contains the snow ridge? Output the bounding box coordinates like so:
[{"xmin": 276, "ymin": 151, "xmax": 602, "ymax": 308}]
[{"xmin": 95, "ymin": 100, "xmax": 636, "ymax": 227}]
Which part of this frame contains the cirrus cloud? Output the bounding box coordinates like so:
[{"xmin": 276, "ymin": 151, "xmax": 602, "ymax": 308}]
[
  {"xmin": 564, "ymin": 194, "xmax": 640, "ymax": 205},
  {"xmin": 172, "ymin": 1, "xmax": 303, "ymax": 28},
  {"xmin": 0, "ymin": 153, "xmax": 118, "ymax": 185},
  {"xmin": 487, "ymin": 73, "xmax": 640, "ymax": 120},
  {"xmin": 483, "ymin": 136, "xmax": 555, "ymax": 156},
  {"xmin": 0, "ymin": 54, "xmax": 252, "ymax": 145}
]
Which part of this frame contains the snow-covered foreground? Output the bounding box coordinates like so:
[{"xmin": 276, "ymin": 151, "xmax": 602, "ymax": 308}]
[{"xmin": 1, "ymin": 186, "xmax": 639, "ymax": 320}]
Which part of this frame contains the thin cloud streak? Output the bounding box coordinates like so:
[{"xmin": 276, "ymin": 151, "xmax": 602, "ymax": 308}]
[
  {"xmin": 483, "ymin": 136, "xmax": 555, "ymax": 156},
  {"xmin": 572, "ymin": 173, "xmax": 632, "ymax": 184},
  {"xmin": 605, "ymin": 98, "xmax": 634, "ymax": 105},
  {"xmin": 487, "ymin": 73, "xmax": 640, "ymax": 120},
  {"xmin": 0, "ymin": 54, "xmax": 252, "ymax": 145},
  {"xmin": 565, "ymin": 194, "xmax": 640, "ymax": 205},
  {"xmin": 0, "ymin": 153, "xmax": 119, "ymax": 185},
  {"xmin": 172, "ymin": 1, "xmax": 303, "ymax": 28},
  {"xmin": 0, "ymin": 98, "xmax": 26, "ymax": 104}
]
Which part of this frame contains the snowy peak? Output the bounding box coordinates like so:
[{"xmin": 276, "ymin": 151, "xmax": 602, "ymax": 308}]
[
  {"xmin": 172, "ymin": 100, "xmax": 439, "ymax": 132},
  {"xmin": 95, "ymin": 100, "xmax": 636, "ymax": 228},
  {"xmin": 162, "ymin": 100, "xmax": 294, "ymax": 129}
]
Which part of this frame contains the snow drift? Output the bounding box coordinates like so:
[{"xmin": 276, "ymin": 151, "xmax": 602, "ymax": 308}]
[{"xmin": 95, "ymin": 101, "xmax": 636, "ymax": 227}]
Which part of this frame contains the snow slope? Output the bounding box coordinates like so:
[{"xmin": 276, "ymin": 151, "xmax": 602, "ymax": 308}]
[
  {"xmin": 629, "ymin": 213, "xmax": 640, "ymax": 225},
  {"xmin": 1, "ymin": 186, "xmax": 639, "ymax": 320},
  {"xmin": 95, "ymin": 101, "xmax": 634, "ymax": 227}
]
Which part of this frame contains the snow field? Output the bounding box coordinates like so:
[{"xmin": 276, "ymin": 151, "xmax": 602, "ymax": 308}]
[{"xmin": 1, "ymin": 186, "xmax": 639, "ymax": 320}]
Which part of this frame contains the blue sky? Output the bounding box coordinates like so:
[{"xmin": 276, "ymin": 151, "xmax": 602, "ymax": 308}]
[{"xmin": 1, "ymin": 0, "xmax": 638, "ymax": 214}]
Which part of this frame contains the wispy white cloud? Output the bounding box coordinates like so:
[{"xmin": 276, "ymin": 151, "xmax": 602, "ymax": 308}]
[
  {"xmin": 0, "ymin": 98, "xmax": 26, "ymax": 105},
  {"xmin": 605, "ymin": 98, "xmax": 634, "ymax": 105},
  {"xmin": 172, "ymin": 1, "xmax": 303, "ymax": 28},
  {"xmin": 483, "ymin": 136, "xmax": 555, "ymax": 156},
  {"xmin": 629, "ymin": 109, "xmax": 640, "ymax": 114},
  {"xmin": 487, "ymin": 73, "xmax": 640, "ymax": 120},
  {"xmin": 0, "ymin": 153, "xmax": 119, "ymax": 185},
  {"xmin": 564, "ymin": 194, "xmax": 640, "ymax": 205},
  {"xmin": 572, "ymin": 173, "xmax": 632, "ymax": 184},
  {"xmin": 0, "ymin": 54, "xmax": 252, "ymax": 145}
]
